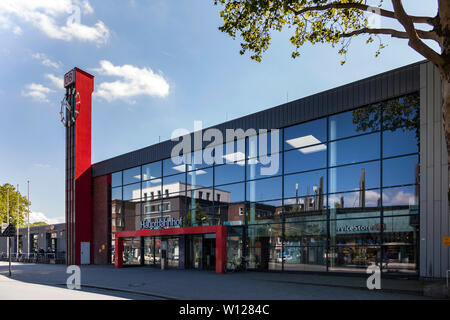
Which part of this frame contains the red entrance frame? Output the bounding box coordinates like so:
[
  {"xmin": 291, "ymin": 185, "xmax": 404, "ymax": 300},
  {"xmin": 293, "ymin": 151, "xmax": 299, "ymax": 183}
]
[{"xmin": 115, "ymin": 225, "xmax": 227, "ymax": 274}]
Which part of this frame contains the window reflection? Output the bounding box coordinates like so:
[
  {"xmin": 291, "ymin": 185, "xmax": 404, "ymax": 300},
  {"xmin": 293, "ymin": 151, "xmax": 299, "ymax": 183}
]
[
  {"xmin": 383, "ymin": 127, "xmax": 418, "ymax": 158},
  {"xmin": 187, "ymin": 167, "xmax": 213, "ymax": 189},
  {"xmin": 284, "ymin": 170, "xmax": 326, "ymax": 199},
  {"xmin": 329, "ymin": 105, "xmax": 381, "ymax": 140},
  {"xmin": 123, "ymin": 182, "xmax": 140, "ymax": 201},
  {"xmin": 328, "ymin": 191, "xmax": 381, "ymax": 211},
  {"xmin": 329, "ymin": 133, "xmax": 380, "ymax": 166},
  {"xmin": 284, "ymin": 118, "xmax": 326, "ymax": 151},
  {"xmin": 382, "ymin": 186, "xmax": 418, "ymax": 216},
  {"xmin": 247, "ymin": 176, "xmax": 282, "ymax": 202},
  {"xmin": 328, "ymin": 161, "xmax": 380, "ymax": 193},
  {"xmin": 284, "ymin": 147, "xmax": 326, "ymax": 174},
  {"xmin": 214, "ymin": 162, "xmax": 245, "ymax": 186},
  {"xmin": 382, "ymin": 155, "xmax": 418, "ymax": 187},
  {"xmin": 163, "ymin": 173, "xmax": 186, "ymax": 196},
  {"xmin": 123, "ymin": 167, "xmax": 140, "ymax": 185},
  {"xmin": 111, "ymin": 171, "xmax": 122, "ymax": 187},
  {"xmin": 163, "ymin": 157, "xmax": 185, "ymax": 176},
  {"xmin": 142, "ymin": 161, "xmax": 162, "ymax": 181}
]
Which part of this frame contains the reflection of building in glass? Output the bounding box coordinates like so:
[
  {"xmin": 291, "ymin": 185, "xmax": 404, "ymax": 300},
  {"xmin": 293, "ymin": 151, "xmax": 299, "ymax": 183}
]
[{"xmin": 85, "ymin": 61, "xmax": 448, "ymax": 278}]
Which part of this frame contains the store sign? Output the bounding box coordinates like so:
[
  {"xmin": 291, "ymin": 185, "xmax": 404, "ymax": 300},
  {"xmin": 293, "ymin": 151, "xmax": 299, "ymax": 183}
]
[
  {"xmin": 140, "ymin": 217, "xmax": 183, "ymax": 230},
  {"xmin": 336, "ymin": 223, "xmax": 385, "ymax": 233}
]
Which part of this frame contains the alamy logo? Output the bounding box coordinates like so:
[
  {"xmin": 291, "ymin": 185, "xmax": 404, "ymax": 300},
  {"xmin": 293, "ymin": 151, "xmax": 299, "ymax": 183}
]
[
  {"xmin": 366, "ymin": 265, "xmax": 381, "ymax": 290},
  {"xmin": 66, "ymin": 265, "xmax": 81, "ymax": 290},
  {"xmin": 171, "ymin": 121, "xmax": 280, "ymax": 176}
]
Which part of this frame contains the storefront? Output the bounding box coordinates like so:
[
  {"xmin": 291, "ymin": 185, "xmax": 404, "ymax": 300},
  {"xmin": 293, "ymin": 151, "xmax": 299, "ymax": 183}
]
[{"xmin": 64, "ymin": 61, "xmax": 449, "ymax": 278}]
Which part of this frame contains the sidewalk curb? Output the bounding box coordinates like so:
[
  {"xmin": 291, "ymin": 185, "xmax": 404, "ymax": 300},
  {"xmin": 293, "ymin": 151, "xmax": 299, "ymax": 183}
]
[{"xmin": 57, "ymin": 284, "xmax": 179, "ymax": 300}]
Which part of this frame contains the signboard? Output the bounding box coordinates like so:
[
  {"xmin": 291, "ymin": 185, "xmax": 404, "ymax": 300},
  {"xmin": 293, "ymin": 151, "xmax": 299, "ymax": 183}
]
[
  {"xmin": 140, "ymin": 217, "xmax": 182, "ymax": 230},
  {"xmin": 443, "ymin": 236, "xmax": 450, "ymax": 246},
  {"xmin": 64, "ymin": 69, "xmax": 75, "ymax": 88}
]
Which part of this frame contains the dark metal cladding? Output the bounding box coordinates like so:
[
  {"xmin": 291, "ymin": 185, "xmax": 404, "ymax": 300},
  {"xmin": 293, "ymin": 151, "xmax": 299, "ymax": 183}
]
[{"xmin": 92, "ymin": 61, "xmax": 422, "ymax": 177}]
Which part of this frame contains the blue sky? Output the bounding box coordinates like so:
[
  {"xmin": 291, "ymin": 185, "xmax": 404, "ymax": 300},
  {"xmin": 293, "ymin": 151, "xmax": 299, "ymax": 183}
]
[{"xmin": 0, "ymin": 1, "xmax": 437, "ymax": 222}]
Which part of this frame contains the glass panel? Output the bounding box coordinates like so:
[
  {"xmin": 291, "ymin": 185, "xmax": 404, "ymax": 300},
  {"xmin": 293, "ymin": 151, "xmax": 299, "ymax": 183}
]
[
  {"xmin": 123, "ymin": 182, "xmax": 141, "ymax": 201},
  {"xmin": 163, "ymin": 157, "xmax": 185, "ymax": 176},
  {"xmin": 247, "ymin": 130, "xmax": 282, "ymax": 157},
  {"xmin": 383, "ymin": 155, "xmax": 418, "ymax": 187},
  {"xmin": 111, "ymin": 186, "xmax": 122, "ymax": 201},
  {"xmin": 247, "ymin": 247, "xmax": 282, "ymax": 271},
  {"xmin": 383, "ymin": 215, "xmax": 419, "ymax": 245},
  {"xmin": 163, "ymin": 173, "xmax": 186, "ymax": 196},
  {"xmin": 328, "ymin": 161, "xmax": 380, "ymax": 193},
  {"xmin": 382, "ymin": 186, "xmax": 419, "ymax": 216},
  {"xmin": 247, "ymin": 224, "xmax": 283, "ymax": 247},
  {"xmin": 381, "ymin": 93, "xmax": 419, "ymax": 131},
  {"xmin": 247, "ymin": 153, "xmax": 281, "ymax": 180},
  {"xmin": 187, "ymin": 167, "xmax": 213, "ymax": 189},
  {"xmin": 247, "ymin": 176, "xmax": 282, "ymax": 202},
  {"xmin": 142, "ymin": 161, "xmax": 162, "ymax": 180},
  {"xmin": 122, "ymin": 237, "xmax": 141, "ymax": 265},
  {"xmin": 383, "ymin": 127, "xmax": 419, "ymax": 158},
  {"xmin": 329, "ymin": 132, "xmax": 380, "ymax": 167},
  {"xmin": 214, "ymin": 162, "xmax": 245, "ymax": 186},
  {"xmin": 283, "ymin": 246, "xmax": 327, "ymax": 272},
  {"xmin": 111, "ymin": 171, "xmax": 122, "ymax": 187},
  {"xmin": 284, "ymin": 196, "xmax": 327, "ymax": 221},
  {"xmin": 186, "ymin": 205, "xmax": 214, "ymax": 227},
  {"xmin": 284, "ymin": 170, "xmax": 326, "ymax": 199},
  {"xmin": 284, "ymin": 118, "xmax": 327, "ymax": 151},
  {"xmin": 226, "ymin": 227, "xmax": 244, "ymax": 270},
  {"xmin": 215, "ymin": 182, "xmax": 245, "ymax": 204},
  {"xmin": 142, "ymin": 179, "xmax": 162, "ymax": 202},
  {"xmin": 284, "ymin": 221, "xmax": 327, "ymax": 246},
  {"xmin": 328, "ymin": 190, "xmax": 381, "ymax": 211},
  {"xmin": 144, "ymin": 237, "xmax": 155, "ymax": 265},
  {"xmin": 382, "ymin": 245, "xmax": 418, "ymax": 274},
  {"xmin": 329, "ymin": 105, "xmax": 381, "ymax": 140},
  {"xmin": 284, "ymin": 146, "xmax": 326, "ymax": 174},
  {"xmin": 247, "ymin": 200, "xmax": 282, "ymax": 224},
  {"xmin": 329, "ymin": 246, "xmax": 381, "ymax": 273},
  {"xmin": 123, "ymin": 167, "xmax": 141, "ymax": 185},
  {"xmin": 331, "ymin": 217, "xmax": 382, "ymax": 246}
]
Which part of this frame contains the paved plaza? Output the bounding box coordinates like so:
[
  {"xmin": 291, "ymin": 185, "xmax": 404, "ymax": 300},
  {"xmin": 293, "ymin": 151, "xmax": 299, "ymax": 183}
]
[{"xmin": 0, "ymin": 262, "xmax": 440, "ymax": 300}]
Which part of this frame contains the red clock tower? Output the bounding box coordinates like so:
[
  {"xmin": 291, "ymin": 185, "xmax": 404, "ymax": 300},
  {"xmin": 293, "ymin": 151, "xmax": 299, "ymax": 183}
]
[{"xmin": 62, "ymin": 68, "xmax": 94, "ymax": 265}]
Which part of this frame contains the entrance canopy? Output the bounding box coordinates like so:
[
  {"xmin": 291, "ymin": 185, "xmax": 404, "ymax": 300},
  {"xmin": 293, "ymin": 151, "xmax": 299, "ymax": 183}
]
[{"xmin": 115, "ymin": 225, "xmax": 227, "ymax": 274}]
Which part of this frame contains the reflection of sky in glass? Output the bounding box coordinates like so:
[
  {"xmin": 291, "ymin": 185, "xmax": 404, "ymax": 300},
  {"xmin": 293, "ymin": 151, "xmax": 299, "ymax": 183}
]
[
  {"xmin": 142, "ymin": 161, "xmax": 162, "ymax": 180},
  {"xmin": 284, "ymin": 170, "xmax": 326, "ymax": 198},
  {"xmin": 284, "ymin": 118, "xmax": 326, "ymax": 151},
  {"xmin": 284, "ymin": 147, "xmax": 326, "ymax": 173},
  {"xmin": 111, "ymin": 171, "xmax": 122, "ymax": 187},
  {"xmin": 383, "ymin": 155, "xmax": 418, "ymax": 187},
  {"xmin": 328, "ymin": 190, "xmax": 380, "ymax": 209},
  {"xmin": 247, "ymin": 177, "xmax": 282, "ymax": 202},
  {"xmin": 111, "ymin": 186, "xmax": 122, "ymax": 200},
  {"xmin": 382, "ymin": 186, "xmax": 417, "ymax": 206},
  {"xmin": 329, "ymin": 108, "xmax": 379, "ymax": 140},
  {"xmin": 329, "ymin": 133, "xmax": 380, "ymax": 166},
  {"xmin": 123, "ymin": 182, "xmax": 140, "ymax": 200},
  {"xmin": 329, "ymin": 161, "xmax": 380, "ymax": 193},
  {"xmin": 383, "ymin": 128, "xmax": 418, "ymax": 157},
  {"xmin": 123, "ymin": 167, "xmax": 140, "ymax": 185},
  {"xmin": 215, "ymin": 162, "xmax": 244, "ymax": 186},
  {"xmin": 215, "ymin": 182, "xmax": 245, "ymax": 203}
]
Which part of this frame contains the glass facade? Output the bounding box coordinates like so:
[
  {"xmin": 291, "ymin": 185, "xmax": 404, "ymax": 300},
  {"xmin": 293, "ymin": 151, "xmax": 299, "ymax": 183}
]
[{"xmin": 108, "ymin": 93, "xmax": 420, "ymax": 274}]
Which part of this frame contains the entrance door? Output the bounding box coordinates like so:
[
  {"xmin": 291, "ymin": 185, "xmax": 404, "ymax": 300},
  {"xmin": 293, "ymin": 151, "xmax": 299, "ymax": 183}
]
[
  {"xmin": 203, "ymin": 238, "xmax": 216, "ymax": 270},
  {"xmin": 80, "ymin": 242, "xmax": 90, "ymax": 265},
  {"xmin": 186, "ymin": 234, "xmax": 216, "ymax": 270}
]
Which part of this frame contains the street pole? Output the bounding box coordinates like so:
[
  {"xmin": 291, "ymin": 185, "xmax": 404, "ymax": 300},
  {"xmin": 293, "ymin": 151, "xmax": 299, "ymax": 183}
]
[
  {"xmin": 7, "ymin": 188, "xmax": 11, "ymax": 277},
  {"xmin": 6, "ymin": 188, "xmax": 9, "ymax": 258},
  {"xmin": 16, "ymin": 184, "xmax": 19, "ymax": 258},
  {"xmin": 27, "ymin": 181, "xmax": 30, "ymax": 259}
]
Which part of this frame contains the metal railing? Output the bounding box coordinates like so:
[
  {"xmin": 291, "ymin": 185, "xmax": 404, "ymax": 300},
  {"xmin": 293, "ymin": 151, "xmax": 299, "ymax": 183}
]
[{"xmin": 0, "ymin": 251, "xmax": 66, "ymax": 264}]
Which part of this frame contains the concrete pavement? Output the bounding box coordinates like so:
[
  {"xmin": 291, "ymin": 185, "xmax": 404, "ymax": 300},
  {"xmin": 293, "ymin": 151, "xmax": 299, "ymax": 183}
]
[{"xmin": 0, "ymin": 262, "xmax": 440, "ymax": 300}]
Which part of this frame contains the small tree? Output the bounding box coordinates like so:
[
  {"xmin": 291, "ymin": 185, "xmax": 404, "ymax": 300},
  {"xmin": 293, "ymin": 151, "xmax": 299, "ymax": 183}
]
[
  {"xmin": 0, "ymin": 183, "xmax": 30, "ymax": 226},
  {"xmin": 215, "ymin": 0, "xmax": 450, "ymax": 160}
]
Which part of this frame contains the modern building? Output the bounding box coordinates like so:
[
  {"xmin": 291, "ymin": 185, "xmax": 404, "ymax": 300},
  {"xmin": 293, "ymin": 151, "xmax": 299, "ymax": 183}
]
[
  {"xmin": 0, "ymin": 223, "xmax": 66, "ymax": 262},
  {"xmin": 62, "ymin": 61, "xmax": 449, "ymax": 279}
]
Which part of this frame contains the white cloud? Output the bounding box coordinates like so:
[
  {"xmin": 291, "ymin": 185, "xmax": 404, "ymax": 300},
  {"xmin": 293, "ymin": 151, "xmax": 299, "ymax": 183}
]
[
  {"xmin": 22, "ymin": 83, "xmax": 53, "ymax": 102},
  {"xmin": 94, "ymin": 60, "xmax": 170, "ymax": 102},
  {"xmin": 45, "ymin": 73, "xmax": 64, "ymax": 89},
  {"xmin": 32, "ymin": 53, "xmax": 61, "ymax": 69},
  {"xmin": 0, "ymin": 0, "xmax": 109, "ymax": 45},
  {"xmin": 29, "ymin": 211, "xmax": 64, "ymax": 225}
]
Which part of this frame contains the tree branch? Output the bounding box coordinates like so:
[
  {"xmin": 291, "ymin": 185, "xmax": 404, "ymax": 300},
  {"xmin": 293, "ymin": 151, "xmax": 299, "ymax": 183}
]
[
  {"xmin": 391, "ymin": 0, "xmax": 445, "ymax": 67},
  {"xmin": 288, "ymin": 2, "xmax": 435, "ymax": 26},
  {"xmin": 340, "ymin": 27, "xmax": 438, "ymax": 41}
]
